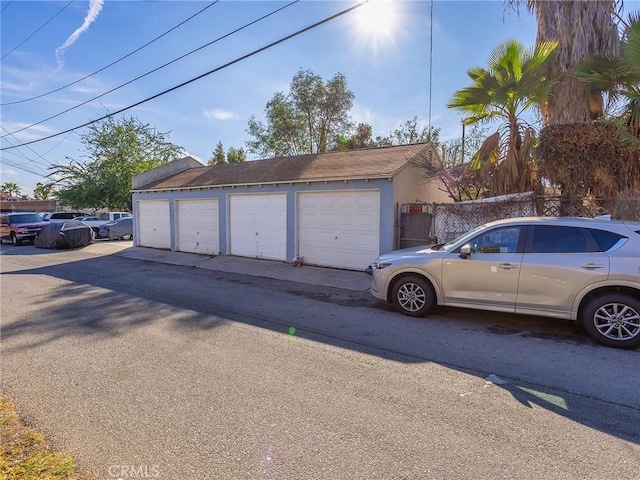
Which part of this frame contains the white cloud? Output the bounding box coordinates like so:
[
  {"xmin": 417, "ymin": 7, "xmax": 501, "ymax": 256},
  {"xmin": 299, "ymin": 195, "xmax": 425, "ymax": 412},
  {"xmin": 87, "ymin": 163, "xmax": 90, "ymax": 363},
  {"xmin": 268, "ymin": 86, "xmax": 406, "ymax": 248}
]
[
  {"xmin": 0, "ymin": 80, "xmax": 35, "ymax": 94},
  {"xmin": 55, "ymin": 0, "xmax": 105, "ymax": 69},
  {"xmin": 351, "ymin": 104, "xmax": 404, "ymax": 138},
  {"xmin": 1, "ymin": 122, "xmax": 60, "ymax": 142},
  {"xmin": 0, "ymin": 168, "xmax": 18, "ymax": 176},
  {"xmin": 203, "ymin": 109, "xmax": 239, "ymax": 122}
]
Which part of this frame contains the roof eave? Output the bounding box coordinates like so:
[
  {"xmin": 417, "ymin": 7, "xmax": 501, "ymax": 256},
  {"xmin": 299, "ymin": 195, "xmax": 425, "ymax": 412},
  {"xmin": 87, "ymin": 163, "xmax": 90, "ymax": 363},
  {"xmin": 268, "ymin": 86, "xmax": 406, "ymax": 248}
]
[{"xmin": 131, "ymin": 174, "xmax": 394, "ymax": 193}]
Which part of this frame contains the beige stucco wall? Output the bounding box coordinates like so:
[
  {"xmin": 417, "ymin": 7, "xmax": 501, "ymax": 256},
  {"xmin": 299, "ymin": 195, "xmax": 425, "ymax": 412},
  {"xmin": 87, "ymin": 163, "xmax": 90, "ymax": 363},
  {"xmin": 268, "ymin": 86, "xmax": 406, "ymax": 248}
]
[
  {"xmin": 391, "ymin": 163, "xmax": 452, "ymax": 206},
  {"xmin": 386, "ymin": 147, "xmax": 452, "ymax": 249}
]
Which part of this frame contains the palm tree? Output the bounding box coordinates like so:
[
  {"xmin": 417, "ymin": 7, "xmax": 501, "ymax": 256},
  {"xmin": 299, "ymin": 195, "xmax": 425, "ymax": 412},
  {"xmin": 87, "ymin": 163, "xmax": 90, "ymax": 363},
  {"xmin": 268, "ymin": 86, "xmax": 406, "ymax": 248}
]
[
  {"xmin": 1, "ymin": 182, "xmax": 21, "ymax": 198},
  {"xmin": 447, "ymin": 39, "xmax": 557, "ymax": 195},
  {"xmin": 573, "ymin": 13, "xmax": 640, "ymax": 140},
  {"xmin": 512, "ymin": 0, "xmax": 620, "ymax": 125}
]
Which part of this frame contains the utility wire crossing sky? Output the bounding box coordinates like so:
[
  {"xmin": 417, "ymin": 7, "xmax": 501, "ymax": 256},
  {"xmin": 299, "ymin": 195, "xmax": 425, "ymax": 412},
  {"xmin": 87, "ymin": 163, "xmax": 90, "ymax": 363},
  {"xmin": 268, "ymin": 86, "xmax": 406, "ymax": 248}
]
[{"xmin": 0, "ymin": 0, "xmax": 590, "ymax": 197}]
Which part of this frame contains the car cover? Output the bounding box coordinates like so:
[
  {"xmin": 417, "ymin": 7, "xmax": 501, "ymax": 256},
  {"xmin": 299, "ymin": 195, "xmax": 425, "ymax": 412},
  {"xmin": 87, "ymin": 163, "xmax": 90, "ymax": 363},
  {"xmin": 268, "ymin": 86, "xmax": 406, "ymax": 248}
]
[
  {"xmin": 35, "ymin": 220, "xmax": 94, "ymax": 249},
  {"xmin": 106, "ymin": 217, "xmax": 133, "ymax": 240}
]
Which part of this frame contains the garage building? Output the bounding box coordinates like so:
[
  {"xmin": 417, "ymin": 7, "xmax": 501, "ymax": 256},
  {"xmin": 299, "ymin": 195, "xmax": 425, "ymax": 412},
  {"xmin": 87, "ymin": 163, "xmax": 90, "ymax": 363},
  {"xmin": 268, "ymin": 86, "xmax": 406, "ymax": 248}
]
[{"xmin": 131, "ymin": 143, "xmax": 450, "ymax": 271}]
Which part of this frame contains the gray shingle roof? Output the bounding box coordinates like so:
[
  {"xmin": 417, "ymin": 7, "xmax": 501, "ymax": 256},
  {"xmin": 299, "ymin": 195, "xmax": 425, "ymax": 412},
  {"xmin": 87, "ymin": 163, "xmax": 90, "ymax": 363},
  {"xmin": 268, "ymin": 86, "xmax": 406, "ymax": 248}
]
[{"xmin": 133, "ymin": 143, "xmax": 432, "ymax": 191}]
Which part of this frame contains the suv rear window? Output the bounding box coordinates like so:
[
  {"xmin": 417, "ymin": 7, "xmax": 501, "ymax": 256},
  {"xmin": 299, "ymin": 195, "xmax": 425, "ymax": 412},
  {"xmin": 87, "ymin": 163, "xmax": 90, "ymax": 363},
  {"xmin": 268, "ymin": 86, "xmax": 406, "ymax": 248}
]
[
  {"xmin": 530, "ymin": 226, "xmax": 600, "ymax": 253},
  {"xmin": 588, "ymin": 228, "xmax": 626, "ymax": 251}
]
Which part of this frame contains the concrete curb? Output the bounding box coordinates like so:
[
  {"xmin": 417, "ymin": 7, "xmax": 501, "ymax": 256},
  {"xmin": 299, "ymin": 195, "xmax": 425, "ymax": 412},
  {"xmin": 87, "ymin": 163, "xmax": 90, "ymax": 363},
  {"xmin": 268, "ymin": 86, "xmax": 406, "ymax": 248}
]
[{"xmin": 115, "ymin": 246, "xmax": 372, "ymax": 292}]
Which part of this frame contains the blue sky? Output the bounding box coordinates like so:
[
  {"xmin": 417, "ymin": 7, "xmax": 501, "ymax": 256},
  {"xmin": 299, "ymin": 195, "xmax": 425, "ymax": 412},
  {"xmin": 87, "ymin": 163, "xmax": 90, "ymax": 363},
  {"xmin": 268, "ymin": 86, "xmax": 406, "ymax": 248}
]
[{"xmin": 0, "ymin": 0, "xmax": 566, "ymax": 196}]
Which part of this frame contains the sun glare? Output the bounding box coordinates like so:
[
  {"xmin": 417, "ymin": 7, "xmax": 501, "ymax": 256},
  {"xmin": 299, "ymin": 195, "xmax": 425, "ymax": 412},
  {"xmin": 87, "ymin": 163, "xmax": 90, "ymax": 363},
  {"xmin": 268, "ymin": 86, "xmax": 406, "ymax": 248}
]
[{"xmin": 356, "ymin": 0, "xmax": 397, "ymax": 38}]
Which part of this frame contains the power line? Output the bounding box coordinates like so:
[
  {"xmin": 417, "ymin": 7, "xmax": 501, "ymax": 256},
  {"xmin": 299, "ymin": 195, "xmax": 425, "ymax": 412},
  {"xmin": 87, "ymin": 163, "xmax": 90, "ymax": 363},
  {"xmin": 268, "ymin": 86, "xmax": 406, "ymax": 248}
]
[
  {"xmin": 1, "ymin": 160, "xmax": 49, "ymax": 177},
  {"xmin": 0, "ymin": 125, "xmax": 77, "ymax": 180},
  {"xmin": 3, "ymin": 0, "xmax": 365, "ymax": 152},
  {"xmin": 0, "ymin": 126, "xmax": 75, "ymax": 172},
  {"xmin": 0, "ymin": 126, "xmax": 56, "ymax": 169},
  {"xmin": 2, "ymin": 151, "xmax": 49, "ymax": 174},
  {"xmin": 1, "ymin": 1, "xmax": 13, "ymax": 14},
  {"xmin": 0, "ymin": 143, "xmax": 52, "ymax": 177},
  {"xmin": 1, "ymin": 1, "xmax": 219, "ymax": 106},
  {"xmin": 1, "ymin": 0, "xmax": 300, "ymax": 139},
  {"xmin": 428, "ymin": 0, "xmax": 434, "ymax": 133},
  {"xmin": 1, "ymin": 1, "xmax": 73, "ymax": 61},
  {"xmin": 1, "ymin": 150, "xmax": 50, "ymax": 177},
  {"xmin": 39, "ymin": 131, "xmax": 76, "ymax": 159}
]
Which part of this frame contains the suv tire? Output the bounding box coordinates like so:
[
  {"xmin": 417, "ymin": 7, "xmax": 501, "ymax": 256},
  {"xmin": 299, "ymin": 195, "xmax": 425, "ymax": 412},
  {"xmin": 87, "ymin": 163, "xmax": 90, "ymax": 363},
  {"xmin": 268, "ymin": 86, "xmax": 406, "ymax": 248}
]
[
  {"xmin": 391, "ymin": 275, "xmax": 436, "ymax": 317},
  {"xmin": 582, "ymin": 294, "xmax": 640, "ymax": 349}
]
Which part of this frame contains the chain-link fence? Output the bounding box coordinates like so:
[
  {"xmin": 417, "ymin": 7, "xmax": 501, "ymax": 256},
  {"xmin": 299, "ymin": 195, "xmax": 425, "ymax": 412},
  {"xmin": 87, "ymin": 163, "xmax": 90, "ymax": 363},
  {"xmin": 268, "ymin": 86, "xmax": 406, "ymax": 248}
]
[
  {"xmin": 420, "ymin": 194, "xmax": 640, "ymax": 244},
  {"xmin": 536, "ymin": 196, "xmax": 640, "ymax": 220}
]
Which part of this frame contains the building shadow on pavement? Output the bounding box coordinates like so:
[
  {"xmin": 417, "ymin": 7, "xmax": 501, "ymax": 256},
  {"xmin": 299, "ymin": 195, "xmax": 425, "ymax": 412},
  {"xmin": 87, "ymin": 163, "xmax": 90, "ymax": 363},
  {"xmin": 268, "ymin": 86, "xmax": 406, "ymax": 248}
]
[{"xmin": 1, "ymin": 243, "xmax": 639, "ymax": 447}]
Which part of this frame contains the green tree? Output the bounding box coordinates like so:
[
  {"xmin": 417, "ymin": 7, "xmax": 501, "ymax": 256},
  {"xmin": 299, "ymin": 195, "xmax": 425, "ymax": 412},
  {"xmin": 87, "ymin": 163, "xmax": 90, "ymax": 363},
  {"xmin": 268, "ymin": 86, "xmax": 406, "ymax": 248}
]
[
  {"xmin": 208, "ymin": 141, "xmax": 227, "ymax": 165},
  {"xmin": 226, "ymin": 147, "xmax": 247, "ymax": 163},
  {"xmin": 573, "ymin": 13, "xmax": 640, "ymax": 140},
  {"xmin": 447, "ymin": 39, "xmax": 557, "ymax": 195},
  {"xmin": 51, "ymin": 116, "xmax": 184, "ymax": 211},
  {"xmin": 1, "ymin": 182, "xmax": 21, "ymax": 197},
  {"xmin": 509, "ymin": 0, "xmax": 619, "ymax": 125},
  {"xmin": 33, "ymin": 182, "xmax": 54, "ymax": 200},
  {"xmin": 333, "ymin": 123, "xmax": 376, "ymax": 150},
  {"xmin": 208, "ymin": 143, "xmax": 247, "ymax": 165},
  {"xmin": 375, "ymin": 117, "xmax": 440, "ymax": 146},
  {"xmin": 246, "ymin": 69, "xmax": 354, "ymax": 157}
]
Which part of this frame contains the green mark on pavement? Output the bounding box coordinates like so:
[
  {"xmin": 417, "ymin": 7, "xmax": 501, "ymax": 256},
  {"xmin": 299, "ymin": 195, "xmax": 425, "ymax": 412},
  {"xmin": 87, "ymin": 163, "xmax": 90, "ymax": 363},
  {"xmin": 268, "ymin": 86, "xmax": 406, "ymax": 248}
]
[
  {"xmin": 517, "ymin": 386, "xmax": 568, "ymax": 410},
  {"xmin": 288, "ymin": 326, "xmax": 296, "ymax": 335}
]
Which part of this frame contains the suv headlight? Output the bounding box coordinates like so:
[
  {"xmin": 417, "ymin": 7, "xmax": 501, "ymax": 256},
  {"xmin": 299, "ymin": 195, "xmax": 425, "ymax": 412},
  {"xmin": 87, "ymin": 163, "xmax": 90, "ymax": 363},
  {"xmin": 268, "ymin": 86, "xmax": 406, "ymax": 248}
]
[
  {"xmin": 373, "ymin": 262, "xmax": 392, "ymax": 270},
  {"xmin": 17, "ymin": 228, "xmax": 29, "ymax": 233}
]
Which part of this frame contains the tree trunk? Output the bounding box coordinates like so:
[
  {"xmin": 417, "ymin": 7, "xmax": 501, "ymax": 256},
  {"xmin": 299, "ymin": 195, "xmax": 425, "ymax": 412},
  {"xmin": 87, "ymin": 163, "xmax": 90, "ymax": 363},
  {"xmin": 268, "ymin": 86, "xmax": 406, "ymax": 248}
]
[{"xmin": 531, "ymin": 0, "xmax": 619, "ymax": 125}]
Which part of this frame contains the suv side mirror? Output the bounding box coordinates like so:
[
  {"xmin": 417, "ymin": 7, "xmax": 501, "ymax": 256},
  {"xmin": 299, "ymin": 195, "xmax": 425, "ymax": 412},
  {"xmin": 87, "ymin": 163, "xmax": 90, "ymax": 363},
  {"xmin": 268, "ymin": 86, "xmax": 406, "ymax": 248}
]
[{"xmin": 459, "ymin": 244, "xmax": 472, "ymax": 259}]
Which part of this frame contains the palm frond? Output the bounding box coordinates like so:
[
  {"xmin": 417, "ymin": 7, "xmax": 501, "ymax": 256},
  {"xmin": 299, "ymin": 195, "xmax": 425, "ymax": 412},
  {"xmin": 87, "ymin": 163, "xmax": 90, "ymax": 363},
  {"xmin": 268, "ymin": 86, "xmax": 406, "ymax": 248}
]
[{"xmin": 470, "ymin": 131, "xmax": 500, "ymax": 169}]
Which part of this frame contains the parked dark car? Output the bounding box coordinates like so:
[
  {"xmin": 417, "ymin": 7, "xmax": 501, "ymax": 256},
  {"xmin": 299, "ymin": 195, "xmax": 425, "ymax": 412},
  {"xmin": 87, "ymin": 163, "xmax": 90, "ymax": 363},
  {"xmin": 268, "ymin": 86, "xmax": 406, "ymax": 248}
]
[
  {"xmin": 0, "ymin": 212, "xmax": 48, "ymax": 245},
  {"xmin": 97, "ymin": 217, "xmax": 133, "ymax": 240},
  {"xmin": 34, "ymin": 220, "xmax": 94, "ymax": 249}
]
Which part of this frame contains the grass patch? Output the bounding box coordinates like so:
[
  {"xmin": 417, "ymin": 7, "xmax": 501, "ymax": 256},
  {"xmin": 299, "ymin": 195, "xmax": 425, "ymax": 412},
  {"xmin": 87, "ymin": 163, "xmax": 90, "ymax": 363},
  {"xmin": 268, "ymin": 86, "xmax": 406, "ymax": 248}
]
[{"xmin": 0, "ymin": 396, "xmax": 90, "ymax": 479}]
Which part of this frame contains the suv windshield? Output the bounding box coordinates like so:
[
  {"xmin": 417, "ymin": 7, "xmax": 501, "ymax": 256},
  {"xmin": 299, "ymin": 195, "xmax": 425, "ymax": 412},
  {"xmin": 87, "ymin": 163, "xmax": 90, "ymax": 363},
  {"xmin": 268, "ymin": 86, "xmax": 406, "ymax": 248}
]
[
  {"xmin": 434, "ymin": 224, "xmax": 486, "ymax": 251},
  {"xmin": 8, "ymin": 214, "xmax": 44, "ymax": 223},
  {"xmin": 50, "ymin": 212, "xmax": 85, "ymax": 219}
]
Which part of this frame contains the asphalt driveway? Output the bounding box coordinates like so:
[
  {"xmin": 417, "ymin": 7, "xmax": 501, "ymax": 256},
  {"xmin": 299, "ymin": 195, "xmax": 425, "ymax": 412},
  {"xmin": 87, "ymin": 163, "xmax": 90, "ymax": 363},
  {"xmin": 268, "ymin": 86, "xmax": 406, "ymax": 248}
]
[{"xmin": 1, "ymin": 242, "xmax": 638, "ymax": 479}]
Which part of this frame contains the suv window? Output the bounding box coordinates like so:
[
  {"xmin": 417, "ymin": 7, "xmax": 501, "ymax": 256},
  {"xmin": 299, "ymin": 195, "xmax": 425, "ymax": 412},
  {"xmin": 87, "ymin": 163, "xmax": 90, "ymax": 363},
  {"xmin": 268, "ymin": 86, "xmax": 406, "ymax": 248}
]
[
  {"xmin": 8, "ymin": 214, "xmax": 44, "ymax": 223},
  {"xmin": 530, "ymin": 226, "xmax": 600, "ymax": 253},
  {"xmin": 470, "ymin": 226, "xmax": 522, "ymax": 254},
  {"xmin": 588, "ymin": 228, "xmax": 627, "ymax": 251},
  {"xmin": 50, "ymin": 212, "xmax": 83, "ymax": 220}
]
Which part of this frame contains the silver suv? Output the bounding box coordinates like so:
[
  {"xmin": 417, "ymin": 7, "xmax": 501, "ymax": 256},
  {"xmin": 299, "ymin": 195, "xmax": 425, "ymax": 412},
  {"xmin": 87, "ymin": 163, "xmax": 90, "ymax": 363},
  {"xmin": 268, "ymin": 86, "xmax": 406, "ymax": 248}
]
[{"xmin": 370, "ymin": 217, "xmax": 640, "ymax": 348}]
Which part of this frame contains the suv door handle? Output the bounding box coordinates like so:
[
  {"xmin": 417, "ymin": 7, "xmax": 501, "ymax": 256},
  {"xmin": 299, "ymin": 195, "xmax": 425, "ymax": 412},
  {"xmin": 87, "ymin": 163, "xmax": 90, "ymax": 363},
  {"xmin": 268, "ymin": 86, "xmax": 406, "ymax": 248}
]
[
  {"xmin": 499, "ymin": 263, "xmax": 518, "ymax": 270},
  {"xmin": 581, "ymin": 263, "xmax": 604, "ymax": 270}
]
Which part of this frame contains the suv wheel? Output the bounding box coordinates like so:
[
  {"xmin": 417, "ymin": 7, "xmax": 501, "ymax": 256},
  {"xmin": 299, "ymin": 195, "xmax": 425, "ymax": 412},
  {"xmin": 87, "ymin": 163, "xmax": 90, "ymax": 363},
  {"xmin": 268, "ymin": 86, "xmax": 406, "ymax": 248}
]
[
  {"xmin": 11, "ymin": 234, "xmax": 20, "ymax": 246},
  {"xmin": 391, "ymin": 275, "xmax": 436, "ymax": 317},
  {"xmin": 582, "ymin": 294, "xmax": 640, "ymax": 348}
]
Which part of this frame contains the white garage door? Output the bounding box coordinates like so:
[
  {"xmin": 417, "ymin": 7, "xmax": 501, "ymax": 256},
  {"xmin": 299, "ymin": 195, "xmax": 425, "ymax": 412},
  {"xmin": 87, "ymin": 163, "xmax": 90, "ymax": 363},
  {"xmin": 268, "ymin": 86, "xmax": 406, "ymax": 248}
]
[
  {"xmin": 229, "ymin": 194, "xmax": 287, "ymax": 261},
  {"xmin": 136, "ymin": 200, "xmax": 171, "ymax": 249},
  {"xmin": 298, "ymin": 190, "xmax": 380, "ymax": 270},
  {"xmin": 176, "ymin": 199, "xmax": 219, "ymax": 255}
]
